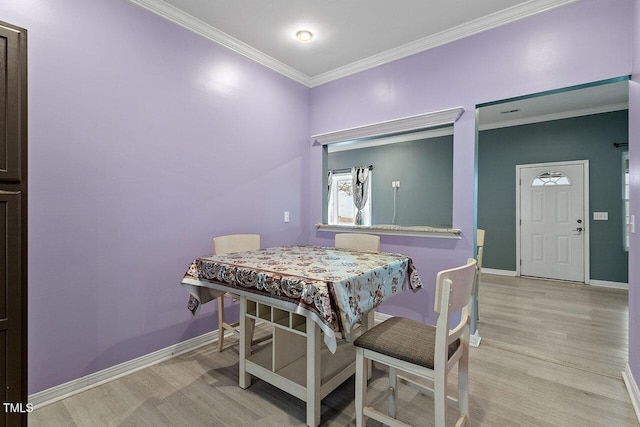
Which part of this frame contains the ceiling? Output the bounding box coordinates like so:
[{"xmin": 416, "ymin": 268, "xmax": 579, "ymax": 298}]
[
  {"xmin": 479, "ymin": 80, "xmax": 629, "ymax": 129},
  {"xmin": 130, "ymin": 0, "xmax": 578, "ymax": 87},
  {"xmin": 129, "ymin": 0, "xmax": 628, "ymax": 125}
]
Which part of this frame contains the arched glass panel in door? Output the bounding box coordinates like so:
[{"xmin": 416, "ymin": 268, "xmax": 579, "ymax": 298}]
[{"xmin": 531, "ymin": 171, "xmax": 571, "ymax": 186}]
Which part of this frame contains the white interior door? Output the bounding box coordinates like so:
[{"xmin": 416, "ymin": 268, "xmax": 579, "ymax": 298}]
[{"xmin": 518, "ymin": 161, "xmax": 588, "ymax": 282}]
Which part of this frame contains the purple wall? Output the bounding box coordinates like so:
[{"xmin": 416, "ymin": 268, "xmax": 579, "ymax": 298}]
[
  {"xmin": 0, "ymin": 0, "xmax": 309, "ymax": 394},
  {"xmin": 2, "ymin": 0, "xmax": 637, "ymax": 397},
  {"xmin": 309, "ymin": 0, "xmax": 633, "ymax": 327},
  {"xmin": 629, "ymin": 0, "xmax": 640, "ymax": 390}
]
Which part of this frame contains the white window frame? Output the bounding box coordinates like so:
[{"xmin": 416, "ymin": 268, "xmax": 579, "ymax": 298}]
[
  {"xmin": 531, "ymin": 171, "xmax": 572, "ymax": 186},
  {"xmin": 328, "ymin": 171, "xmax": 372, "ymax": 226}
]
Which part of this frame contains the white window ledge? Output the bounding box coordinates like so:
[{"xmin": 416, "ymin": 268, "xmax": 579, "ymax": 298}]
[{"xmin": 316, "ymin": 223, "xmax": 462, "ymax": 239}]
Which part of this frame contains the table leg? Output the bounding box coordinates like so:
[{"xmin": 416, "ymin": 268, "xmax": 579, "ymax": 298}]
[
  {"xmin": 239, "ymin": 296, "xmax": 252, "ymax": 389},
  {"xmin": 306, "ymin": 317, "xmax": 321, "ymax": 427},
  {"xmin": 362, "ymin": 311, "xmax": 374, "ymax": 380}
]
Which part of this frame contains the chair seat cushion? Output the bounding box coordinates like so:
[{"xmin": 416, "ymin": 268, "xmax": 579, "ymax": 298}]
[{"xmin": 353, "ymin": 317, "xmax": 460, "ymax": 369}]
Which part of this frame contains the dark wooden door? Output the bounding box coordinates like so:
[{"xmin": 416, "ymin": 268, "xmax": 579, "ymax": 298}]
[{"xmin": 0, "ymin": 21, "xmax": 27, "ymax": 427}]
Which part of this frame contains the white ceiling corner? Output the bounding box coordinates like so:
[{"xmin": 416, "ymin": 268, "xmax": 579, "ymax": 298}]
[
  {"xmin": 309, "ymin": 0, "xmax": 580, "ymax": 87},
  {"xmin": 127, "ymin": 0, "xmax": 627, "ymax": 128},
  {"xmin": 128, "ymin": 0, "xmax": 579, "ymax": 88},
  {"xmin": 128, "ymin": 0, "xmax": 312, "ymax": 85}
]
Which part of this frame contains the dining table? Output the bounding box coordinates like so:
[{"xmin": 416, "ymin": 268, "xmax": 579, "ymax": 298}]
[{"xmin": 181, "ymin": 245, "xmax": 422, "ymax": 426}]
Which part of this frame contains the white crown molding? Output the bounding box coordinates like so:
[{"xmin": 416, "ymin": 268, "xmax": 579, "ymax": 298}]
[
  {"xmin": 128, "ymin": 0, "xmax": 312, "ymax": 86},
  {"xmin": 312, "ymin": 107, "xmax": 464, "ymax": 145},
  {"xmin": 479, "ymin": 102, "xmax": 629, "ymax": 131},
  {"xmin": 309, "ymin": 0, "xmax": 579, "ymax": 87},
  {"xmin": 129, "ymin": 0, "xmax": 577, "ymax": 88}
]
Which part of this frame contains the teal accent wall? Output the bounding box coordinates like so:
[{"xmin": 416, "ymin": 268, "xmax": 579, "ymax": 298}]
[
  {"xmin": 327, "ymin": 135, "xmax": 453, "ymax": 227},
  {"xmin": 478, "ymin": 110, "xmax": 629, "ymax": 283}
]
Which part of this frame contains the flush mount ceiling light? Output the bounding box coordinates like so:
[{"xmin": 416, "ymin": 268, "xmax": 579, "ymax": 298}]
[{"xmin": 296, "ymin": 30, "xmax": 313, "ymax": 43}]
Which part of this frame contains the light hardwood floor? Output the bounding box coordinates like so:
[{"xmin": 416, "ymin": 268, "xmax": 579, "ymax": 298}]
[{"xmin": 30, "ymin": 275, "xmax": 638, "ymax": 426}]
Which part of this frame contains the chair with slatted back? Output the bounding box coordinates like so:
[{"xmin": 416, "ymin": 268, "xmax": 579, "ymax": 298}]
[
  {"xmin": 474, "ymin": 229, "xmax": 485, "ymax": 324},
  {"xmin": 335, "ymin": 233, "xmax": 381, "ymax": 252},
  {"xmin": 213, "ymin": 234, "xmax": 260, "ymax": 352},
  {"xmin": 354, "ymin": 258, "xmax": 477, "ymax": 427},
  {"xmin": 335, "ymin": 233, "xmax": 381, "ymax": 336}
]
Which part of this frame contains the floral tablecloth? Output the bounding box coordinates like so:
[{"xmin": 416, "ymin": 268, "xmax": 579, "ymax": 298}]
[{"xmin": 181, "ymin": 245, "xmax": 422, "ymax": 352}]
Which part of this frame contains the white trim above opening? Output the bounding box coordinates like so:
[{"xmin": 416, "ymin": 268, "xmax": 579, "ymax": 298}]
[{"xmin": 312, "ymin": 107, "xmax": 464, "ymax": 146}]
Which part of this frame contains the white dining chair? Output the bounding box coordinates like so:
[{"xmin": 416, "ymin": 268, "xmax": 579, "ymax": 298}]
[
  {"xmin": 354, "ymin": 258, "xmax": 477, "ymax": 427},
  {"xmin": 335, "ymin": 233, "xmax": 381, "ymax": 252},
  {"xmin": 335, "ymin": 232, "xmax": 380, "ymax": 330},
  {"xmin": 213, "ymin": 233, "xmax": 260, "ymax": 352}
]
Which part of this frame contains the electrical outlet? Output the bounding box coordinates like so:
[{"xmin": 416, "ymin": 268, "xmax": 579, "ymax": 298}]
[{"xmin": 593, "ymin": 212, "xmax": 608, "ymax": 221}]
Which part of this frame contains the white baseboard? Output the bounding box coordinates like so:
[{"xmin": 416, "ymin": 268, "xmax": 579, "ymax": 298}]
[
  {"xmin": 29, "ymin": 312, "xmax": 484, "ymax": 410},
  {"xmin": 29, "ymin": 314, "xmax": 394, "ymax": 410},
  {"xmin": 470, "ymin": 329, "xmax": 482, "ymax": 348},
  {"xmin": 482, "ymin": 269, "xmax": 628, "ymax": 289},
  {"xmin": 482, "ymin": 268, "xmax": 517, "ymax": 276},
  {"xmin": 589, "ymin": 279, "xmax": 628, "ymax": 289},
  {"xmin": 623, "ymin": 364, "xmax": 640, "ymax": 424},
  {"xmin": 28, "ymin": 329, "xmax": 220, "ymax": 409},
  {"xmin": 374, "ymin": 312, "xmax": 393, "ymax": 323}
]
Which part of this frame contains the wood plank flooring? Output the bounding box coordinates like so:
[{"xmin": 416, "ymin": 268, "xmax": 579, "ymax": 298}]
[{"xmin": 29, "ymin": 275, "xmax": 638, "ymax": 426}]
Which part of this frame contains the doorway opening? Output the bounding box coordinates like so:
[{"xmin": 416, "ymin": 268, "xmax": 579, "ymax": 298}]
[{"xmin": 476, "ymin": 77, "xmax": 629, "ymax": 286}]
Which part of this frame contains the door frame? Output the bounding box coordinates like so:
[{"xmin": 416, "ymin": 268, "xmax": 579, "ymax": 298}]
[
  {"xmin": 515, "ymin": 160, "xmax": 590, "ymax": 283},
  {"xmin": 0, "ymin": 19, "xmax": 28, "ymax": 426}
]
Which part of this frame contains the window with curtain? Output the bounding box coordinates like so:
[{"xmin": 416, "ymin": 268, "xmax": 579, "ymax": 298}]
[{"xmin": 328, "ymin": 170, "xmax": 372, "ymax": 225}]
